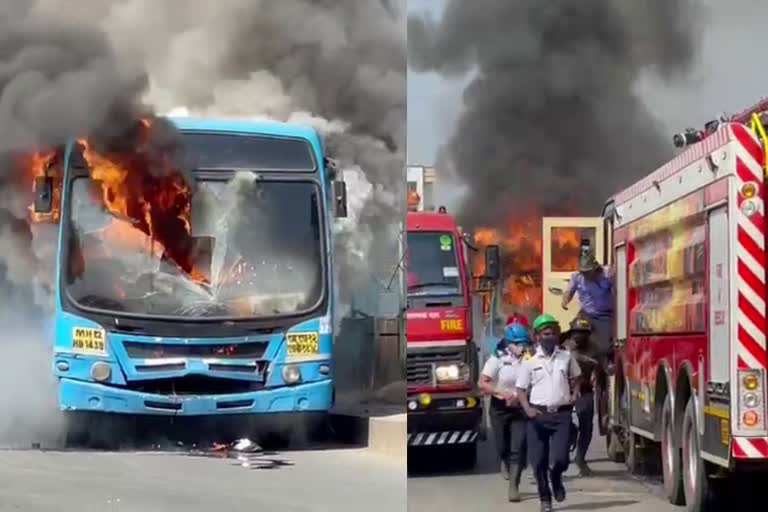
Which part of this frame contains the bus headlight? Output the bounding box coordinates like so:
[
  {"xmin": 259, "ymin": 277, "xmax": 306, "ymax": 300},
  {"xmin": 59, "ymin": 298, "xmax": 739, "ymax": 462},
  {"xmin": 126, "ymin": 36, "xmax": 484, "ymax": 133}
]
[
  {"xmin": 90, "ymin": 362, "xmax": 111, "ymax": 382},
  {"xmin": 282, "ymin": 365, "xmax": 302, "ymax": 385}
]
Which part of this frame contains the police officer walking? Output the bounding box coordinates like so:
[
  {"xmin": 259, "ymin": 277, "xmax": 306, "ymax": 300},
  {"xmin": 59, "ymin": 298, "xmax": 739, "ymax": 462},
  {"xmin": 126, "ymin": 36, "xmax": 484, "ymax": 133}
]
[
  {"xmin": 479, "ymin": 323, "xmax": 531, "ymax": 502},
  {"xmin": 516, "ymin": 314, "xmax": 582, "ymax": 512}
]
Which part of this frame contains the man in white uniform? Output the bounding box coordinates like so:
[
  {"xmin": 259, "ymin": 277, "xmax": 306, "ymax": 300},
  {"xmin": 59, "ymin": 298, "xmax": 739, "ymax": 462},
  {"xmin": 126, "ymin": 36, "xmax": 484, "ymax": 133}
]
[
  {"xmin": 516, "ymin": 314, "xmax": 582, "ymax": 512},
  {"xmin": 479, "ymin": 322, "xmax": 531, "ymax": 502}
]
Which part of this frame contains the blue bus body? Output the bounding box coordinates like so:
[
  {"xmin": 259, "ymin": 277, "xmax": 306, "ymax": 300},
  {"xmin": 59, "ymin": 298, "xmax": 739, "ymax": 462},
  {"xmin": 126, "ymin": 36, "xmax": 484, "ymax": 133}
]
[{"xmin": 49, "ymin": 117, "xmax": 341, "ymax": 418}]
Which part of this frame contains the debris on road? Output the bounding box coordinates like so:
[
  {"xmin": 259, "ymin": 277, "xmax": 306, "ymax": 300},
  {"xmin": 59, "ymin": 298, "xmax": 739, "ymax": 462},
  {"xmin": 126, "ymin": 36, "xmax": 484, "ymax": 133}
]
[{"xmin": 187, "ymin": 438, "xmax": 294, "ymax": 471}]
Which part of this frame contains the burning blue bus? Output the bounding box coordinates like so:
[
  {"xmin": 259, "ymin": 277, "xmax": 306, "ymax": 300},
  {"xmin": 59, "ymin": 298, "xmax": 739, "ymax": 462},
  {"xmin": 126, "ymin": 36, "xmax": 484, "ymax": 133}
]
[{"xmin": 32, "ymin": 117, "xmax": 348, "ymax": 440}]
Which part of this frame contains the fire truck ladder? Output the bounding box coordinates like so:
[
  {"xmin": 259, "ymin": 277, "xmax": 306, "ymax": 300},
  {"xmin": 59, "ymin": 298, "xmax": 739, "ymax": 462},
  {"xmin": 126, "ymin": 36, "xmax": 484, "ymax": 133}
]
[{"xmin": 750, "ymin": 112, "xmax": 768, "ymax": 177}]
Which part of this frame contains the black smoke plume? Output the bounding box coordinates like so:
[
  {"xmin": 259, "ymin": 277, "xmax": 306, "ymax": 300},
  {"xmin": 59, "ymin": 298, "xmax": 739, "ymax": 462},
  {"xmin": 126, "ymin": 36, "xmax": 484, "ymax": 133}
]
[{"xmin": 409, "ymin": 0, "xmax": 701, "ymax": 229}]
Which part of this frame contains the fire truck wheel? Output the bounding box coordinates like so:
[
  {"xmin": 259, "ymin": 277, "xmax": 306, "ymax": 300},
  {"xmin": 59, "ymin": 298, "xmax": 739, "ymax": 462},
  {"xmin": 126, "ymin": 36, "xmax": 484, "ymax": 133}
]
[
  {"xmin": 682, "ymin": 398, "xmax": 711, "ymax": 512},
  {"xmin": 606, "ymin": 429, "xmax": 625, "ymax": 464},
  {"xmin": 607, "ymin": 377, "xmax": 628, "ymax": 463},
  {"xmin": 624, "ymin": 429, "xmax": 642, "ymax": 474},
  {"xmin": 661, "ymin": 395, "xmax": 685, "ymax": 505}
]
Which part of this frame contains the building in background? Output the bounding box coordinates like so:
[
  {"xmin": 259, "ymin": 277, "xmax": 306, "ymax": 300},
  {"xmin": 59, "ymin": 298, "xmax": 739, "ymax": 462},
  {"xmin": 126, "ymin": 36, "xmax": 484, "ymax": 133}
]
[{"xmin": 406, "ymin": 165, "xmax": 436, "ymax": 211}]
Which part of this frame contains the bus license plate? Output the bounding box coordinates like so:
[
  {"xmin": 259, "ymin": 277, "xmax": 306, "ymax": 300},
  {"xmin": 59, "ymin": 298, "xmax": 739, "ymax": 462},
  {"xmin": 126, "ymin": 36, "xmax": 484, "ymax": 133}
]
[
  {"xmin": 286, "ymin": 332, "xmax": 319, "ymax": 356},
  {"xmin": 72, "ymin": 327, "xmax": 107, "ymax": 355}
]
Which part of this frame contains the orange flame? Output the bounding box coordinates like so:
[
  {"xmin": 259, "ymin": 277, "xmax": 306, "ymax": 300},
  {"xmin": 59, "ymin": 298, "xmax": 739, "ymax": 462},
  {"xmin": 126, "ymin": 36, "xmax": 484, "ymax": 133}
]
[
  {"xmin": 472, "ymin": 210, "xmax": 581, "ymax": 316},
  {"xmin": 24, "ymin": 117, "xmax": 207, "ymax": 284},
  {"xmin": 26, "ymin": 150, "xmax": 62, "ymax": 223}
]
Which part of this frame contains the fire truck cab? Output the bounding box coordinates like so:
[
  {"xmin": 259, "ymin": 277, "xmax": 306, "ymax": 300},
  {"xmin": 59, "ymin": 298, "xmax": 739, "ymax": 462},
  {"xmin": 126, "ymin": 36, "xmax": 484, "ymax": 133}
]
[
  {"xmin": 406, "ymin": 209, "xmax": 500, "ymax": 468},
  {"xmin": 601, "ymin": 101, "xmax": 768, "ymax": 510}
]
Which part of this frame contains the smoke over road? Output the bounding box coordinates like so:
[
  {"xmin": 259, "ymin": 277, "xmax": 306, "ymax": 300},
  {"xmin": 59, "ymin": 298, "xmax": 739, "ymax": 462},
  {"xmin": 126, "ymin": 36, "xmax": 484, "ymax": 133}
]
[
  {"xmin": 409, "ymin": 0, "xmax": 700, "ymax": 229},
  {"xmin": 91, "ymin": 0, "xmax": 407, "ymax": 309},
  {"xmin": 0, "ymin": 0, "xmax": 404, "ymax": 445}
]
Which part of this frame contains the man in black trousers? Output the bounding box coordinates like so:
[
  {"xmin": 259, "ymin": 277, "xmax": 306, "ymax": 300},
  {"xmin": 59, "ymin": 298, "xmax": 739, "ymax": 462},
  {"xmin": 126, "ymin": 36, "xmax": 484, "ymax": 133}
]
[{"xmin": 516, "ymin": 314, "xmax": 582, "ymax": 512}]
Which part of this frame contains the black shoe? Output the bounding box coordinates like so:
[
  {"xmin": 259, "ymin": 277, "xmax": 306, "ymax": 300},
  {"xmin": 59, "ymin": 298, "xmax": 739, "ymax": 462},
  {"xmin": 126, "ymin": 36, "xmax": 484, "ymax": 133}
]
[
  {"xmin": 507, "ymin": 465, "xmax": 521, "ymax": 502},
  {"xmin": 576, "ymin": 459, "xmax": 593, "ymax": 477},
  {"xmin": 552, "ymin": 481, "xmax": 566, "ymax": 503},
  {"xmin": 540, "ymin": 501, "xmax": 553, "ymax": 512}
]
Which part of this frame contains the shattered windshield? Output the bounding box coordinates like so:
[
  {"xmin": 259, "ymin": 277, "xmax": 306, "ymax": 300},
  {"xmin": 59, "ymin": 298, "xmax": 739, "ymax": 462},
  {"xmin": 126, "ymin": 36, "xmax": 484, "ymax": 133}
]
[{"xmin": 64, "ymin": 175, "xmax": 324, "ymax": 319}]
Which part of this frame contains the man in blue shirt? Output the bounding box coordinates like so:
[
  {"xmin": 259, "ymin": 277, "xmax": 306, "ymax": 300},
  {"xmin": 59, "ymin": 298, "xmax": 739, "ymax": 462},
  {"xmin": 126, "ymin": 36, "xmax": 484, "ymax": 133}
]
[{"xmin": 561, "ymin": 251, "xmax": 614, "ymax": 360}]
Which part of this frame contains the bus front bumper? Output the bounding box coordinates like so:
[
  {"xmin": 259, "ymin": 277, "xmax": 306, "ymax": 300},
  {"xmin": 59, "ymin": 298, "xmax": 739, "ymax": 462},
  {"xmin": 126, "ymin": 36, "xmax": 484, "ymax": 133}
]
[{"xmin": 58, "ymin": 378, "xmax": 333, "ymax": 416}]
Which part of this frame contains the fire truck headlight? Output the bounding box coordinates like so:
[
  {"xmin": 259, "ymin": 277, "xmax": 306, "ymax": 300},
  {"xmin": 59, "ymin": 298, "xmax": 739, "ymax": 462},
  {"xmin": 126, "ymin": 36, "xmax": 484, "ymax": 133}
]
[
  {"xmin": 738, "ymin": 369, "xmax": 766, "ymax": 431},
  {"xmin": 435, "ymin": 364, "xmax": 461, "ymax": 382},
  {"xmin": 741, "ymin": 181, "xmax": 759, "ymax": 199},
  {"xmin": 744, "ymin": 373, "xmax": 760, "ymax": 391},
  {"xmin": 90, "ymin": 362, "xmax": 111, "ymax": 382},
  {"xmin": 741, "ymin": 199, "xmax": 759, "ymax": 217},
  {"xmin": 744, "ymin": 392, "xmax": 760, "ymax": 409},
  {"xmin": 282, "ymin": 365, "xmax": 302, "ymax": 385},
  {"xmin": 743, "ymin": 410, "xmax": 760, "ymax": 427}
]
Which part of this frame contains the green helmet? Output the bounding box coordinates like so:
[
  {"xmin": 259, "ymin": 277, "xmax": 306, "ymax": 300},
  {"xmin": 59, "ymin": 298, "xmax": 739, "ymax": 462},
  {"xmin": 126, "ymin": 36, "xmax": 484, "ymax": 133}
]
[
  {"xmin": 579, "ymin": 252, "xmax": 600, "ymax": 272},
  {"xmin": 533, "ymin": 313, "xmax": 559, "ymax": 333}
]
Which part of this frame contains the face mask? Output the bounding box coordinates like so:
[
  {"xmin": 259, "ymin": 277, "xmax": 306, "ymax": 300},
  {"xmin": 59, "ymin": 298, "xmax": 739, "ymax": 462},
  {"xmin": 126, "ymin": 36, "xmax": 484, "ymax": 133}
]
[{"xmin": 539, "ymin": 334, "xmax": 559, "ymax": 353}]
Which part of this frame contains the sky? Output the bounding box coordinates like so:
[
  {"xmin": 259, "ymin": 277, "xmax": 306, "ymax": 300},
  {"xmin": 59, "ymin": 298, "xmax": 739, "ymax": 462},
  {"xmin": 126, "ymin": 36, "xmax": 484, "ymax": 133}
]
[{"xmin": 407, "ymin": 0, "xmax": 768, "ymax": 168}]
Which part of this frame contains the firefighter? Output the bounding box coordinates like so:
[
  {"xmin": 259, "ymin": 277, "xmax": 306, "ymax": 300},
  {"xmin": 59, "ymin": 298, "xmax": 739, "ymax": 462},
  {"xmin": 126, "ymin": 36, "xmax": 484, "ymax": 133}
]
[
  {"xmin": 563, "ymin": 315, "xmax": 599, "ymax": 476},
  {"xmin": 516, "ymin": 314, "xmax": 582, "ymax": 512},
  {"xmin": 561, "ymin": 251, "xmax": 614, "ymax": 365},
  {"xmin": 479, "ymin": 322, "xmax": 531, "ymax": 502}
]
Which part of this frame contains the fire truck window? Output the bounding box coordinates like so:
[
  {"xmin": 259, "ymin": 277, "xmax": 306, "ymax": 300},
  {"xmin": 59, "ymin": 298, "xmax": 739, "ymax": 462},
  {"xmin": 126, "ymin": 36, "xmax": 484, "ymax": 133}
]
[
  {"xmin": 550, "ymin": 227, "xmax": 596, "ymax": 272},
  {"xmin": 407, "ymin": 232, "xmax": 462, "ymax": 297},
  {"xmin": 628, "ymin": 204, "xmax": 706, "ymax": 335}
]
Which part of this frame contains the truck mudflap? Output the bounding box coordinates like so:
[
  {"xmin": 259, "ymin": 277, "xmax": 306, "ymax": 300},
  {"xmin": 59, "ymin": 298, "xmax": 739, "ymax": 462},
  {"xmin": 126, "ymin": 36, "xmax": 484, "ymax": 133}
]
[{"xmin": 408, "ymin": 429, "xmax": 479, "ymax": 447}]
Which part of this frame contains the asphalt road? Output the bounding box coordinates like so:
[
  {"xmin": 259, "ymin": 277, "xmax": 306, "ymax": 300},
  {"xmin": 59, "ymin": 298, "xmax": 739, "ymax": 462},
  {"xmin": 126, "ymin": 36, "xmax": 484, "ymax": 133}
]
[
  {"xmin": 0, "ymin": 446, "xmax": 405, "ymax": 512},
  {"xmin": 408, "ymin": 431, "xmax": 677, "ymax": 512}
]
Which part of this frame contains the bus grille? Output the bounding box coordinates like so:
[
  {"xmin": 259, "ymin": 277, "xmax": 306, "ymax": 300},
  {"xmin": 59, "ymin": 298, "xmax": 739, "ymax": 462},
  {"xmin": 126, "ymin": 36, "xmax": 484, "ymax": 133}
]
[
  {"xmin": 123, "ymin": 340, "xmax": 268, "ymax": 359},
  {"xmin": 124, "ymin": 376, "xmax": 264, "ymax": 395}
]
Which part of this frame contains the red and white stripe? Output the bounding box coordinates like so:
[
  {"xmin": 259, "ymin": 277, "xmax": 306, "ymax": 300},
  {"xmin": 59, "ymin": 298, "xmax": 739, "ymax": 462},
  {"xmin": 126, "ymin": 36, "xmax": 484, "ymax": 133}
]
[
  {"xmin": 731, "ymin": 122, "xmax": 768, "ymax": 460},
  {"xmin": 731, "ymin": 123, "xmax": 767, "ymax": 372},
  {"xmin": 732, "ymin": 436, "xmax": 768, "ymax": 459}
]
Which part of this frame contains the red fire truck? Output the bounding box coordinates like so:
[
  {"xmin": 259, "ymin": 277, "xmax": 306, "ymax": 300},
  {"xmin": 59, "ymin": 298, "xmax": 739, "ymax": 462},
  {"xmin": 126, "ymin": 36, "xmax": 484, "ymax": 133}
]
[
  {"xmin": 601, "ymin": 100, "xmax": 768, "ymax": 510},
  {"xmin": 405, "ymin": 210, "xmax": 499, "ymax": 467}
]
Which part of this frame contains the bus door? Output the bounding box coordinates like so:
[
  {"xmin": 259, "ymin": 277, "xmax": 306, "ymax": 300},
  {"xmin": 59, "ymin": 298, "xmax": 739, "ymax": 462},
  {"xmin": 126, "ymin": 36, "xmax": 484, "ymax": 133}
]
[{"xmin": 542, "ymin": 217, "xmax": 604, "ymax": 328}]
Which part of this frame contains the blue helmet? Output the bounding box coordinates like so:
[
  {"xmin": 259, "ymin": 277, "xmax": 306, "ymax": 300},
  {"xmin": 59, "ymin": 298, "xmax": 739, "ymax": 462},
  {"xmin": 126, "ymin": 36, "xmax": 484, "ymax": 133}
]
[{"xmin": 504, "ymin": 323, "xmax": 530, "ymax": 344}]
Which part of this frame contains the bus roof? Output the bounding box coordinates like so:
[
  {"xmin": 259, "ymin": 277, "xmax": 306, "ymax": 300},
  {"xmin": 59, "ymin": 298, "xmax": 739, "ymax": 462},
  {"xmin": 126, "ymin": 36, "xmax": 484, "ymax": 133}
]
[
  {"xmin": 168, "ymin": 116, "xmax": 320, "ymax": 143},
  {"xmin": 407, "ymin": 211, "xmax": 458, "ymax": 232}
]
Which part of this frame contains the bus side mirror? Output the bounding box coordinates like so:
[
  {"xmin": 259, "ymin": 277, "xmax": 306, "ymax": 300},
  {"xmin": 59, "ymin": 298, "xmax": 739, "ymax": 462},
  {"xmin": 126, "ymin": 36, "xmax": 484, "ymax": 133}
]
[
  {"xmin": 485, "ymin": 244, "xmax": 500, "ymax": 282},
  {"xmin": 34, "ymin": 177, "xmax": 53, "ymax": 214},
  {"xmin": 333, "ymin": 180, "xmax": 348, "ymax": 218}
]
